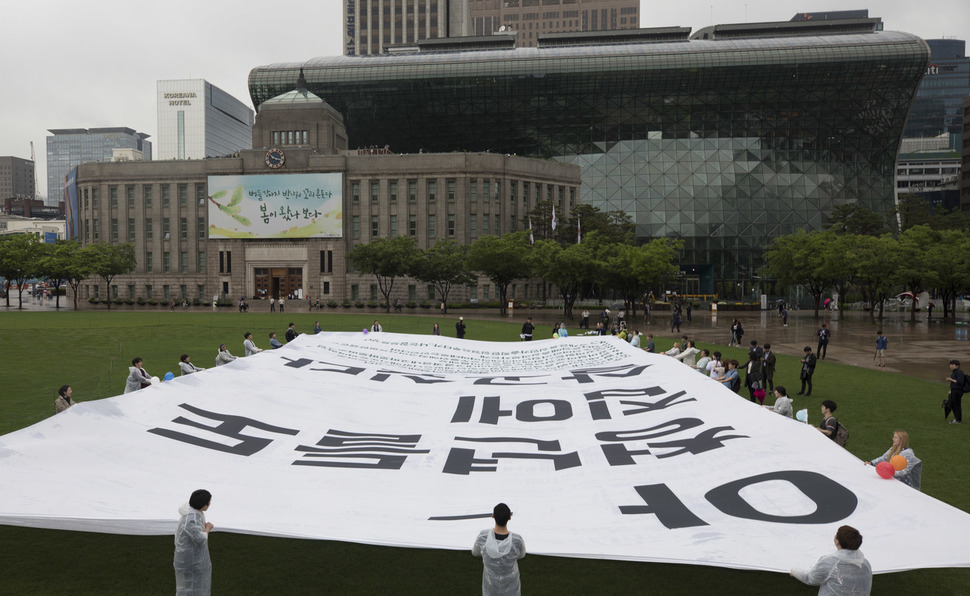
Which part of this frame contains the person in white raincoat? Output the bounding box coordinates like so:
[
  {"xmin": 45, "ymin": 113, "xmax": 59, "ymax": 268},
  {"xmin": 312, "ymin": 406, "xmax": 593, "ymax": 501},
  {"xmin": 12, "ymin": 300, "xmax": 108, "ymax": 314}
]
[
  {"xmin": 472, "ymin": 503, "xmax": 526, "ymax": 596},
  {"xmin": 174, "ymin": 489, "xmax": 214, "ymax": 596},
  {"xmin": 790, "ymin": 525, "xmax": 872, "ymax": 595}
]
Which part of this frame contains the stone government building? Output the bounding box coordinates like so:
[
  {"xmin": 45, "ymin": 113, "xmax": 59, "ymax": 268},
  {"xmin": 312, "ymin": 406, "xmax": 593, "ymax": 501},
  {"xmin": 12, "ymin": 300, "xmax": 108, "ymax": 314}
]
[
  {"xmin": 73, "ymin": 80, "xmax": 580, "ymax": 305},
  {"xmin": 249, "ymin": 16, "xmax": 929, "ymax": 294}
]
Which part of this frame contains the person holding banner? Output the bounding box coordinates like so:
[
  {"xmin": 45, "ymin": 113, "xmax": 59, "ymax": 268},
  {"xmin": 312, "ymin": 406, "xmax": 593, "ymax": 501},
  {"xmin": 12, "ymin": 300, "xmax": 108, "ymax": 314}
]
[
  {"xmin": 472, "ymin": 503, "xmax": 525, "ymax": 596},
  {"xmin": 174, "ymin": 489, "xmax": 214, "ymax": 596},
  {"xmin": 790, "ymin": 525, "xmax": 872, "ymax": 595},
  {"xmin": 456, "ymin": 317, "xmax": 467, "ymax": 339},
  {"xmin": 243, "ymin": 333, "xmax": 262, "ymax": 356},
  {"xmin": 864, "ymin": 430, "xmax": 922, "ymax": 490},
  {"xmin": 124, "ymin": 357, "xmax": 152, "ymax": 393}
]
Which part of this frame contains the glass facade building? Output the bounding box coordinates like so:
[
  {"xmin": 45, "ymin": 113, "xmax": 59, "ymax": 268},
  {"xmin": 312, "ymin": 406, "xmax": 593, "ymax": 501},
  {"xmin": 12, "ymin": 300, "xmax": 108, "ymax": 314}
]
[
  {"xmin": 156, "ymin": 80, "xmax": 254, "ymax": 161},
  {"xmin": 904, "ymin": 39, "xmax": 970, "ymax": 140},
  {"xmin": 250, "ymin": 28, "xmax": 928, "ymax": 290},
  {"xmin": 46, "ymin": 128, "xmax": 151, "ymax": 208}
]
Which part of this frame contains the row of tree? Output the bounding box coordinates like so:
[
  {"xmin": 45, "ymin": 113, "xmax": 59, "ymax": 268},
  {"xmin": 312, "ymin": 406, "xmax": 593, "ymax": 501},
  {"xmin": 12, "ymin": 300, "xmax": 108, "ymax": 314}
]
[
  {"xmin": 349, "ymin": 230, "xmax": 680, "ymax": 318},
  {"xmin": 0, "ymin": 235, "xmax": 135, "ymax": 310},
  {"xmin": 765, "ymin": 224, "xmax": 970, "ymax": 320}
]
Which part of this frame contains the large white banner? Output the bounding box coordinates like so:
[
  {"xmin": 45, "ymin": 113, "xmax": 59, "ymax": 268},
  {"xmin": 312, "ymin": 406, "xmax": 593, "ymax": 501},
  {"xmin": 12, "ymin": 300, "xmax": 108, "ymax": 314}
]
[{"xmin": 1, "ymin": 334, "xmax": 968, "ymax": 573}]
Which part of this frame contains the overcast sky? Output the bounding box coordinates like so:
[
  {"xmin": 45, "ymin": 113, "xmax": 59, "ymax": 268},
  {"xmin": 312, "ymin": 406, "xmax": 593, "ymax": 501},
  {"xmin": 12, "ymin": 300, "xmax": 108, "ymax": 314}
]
[{"xmin": 1, "ymin": 0, "xmax": 966, "ymax": 198}]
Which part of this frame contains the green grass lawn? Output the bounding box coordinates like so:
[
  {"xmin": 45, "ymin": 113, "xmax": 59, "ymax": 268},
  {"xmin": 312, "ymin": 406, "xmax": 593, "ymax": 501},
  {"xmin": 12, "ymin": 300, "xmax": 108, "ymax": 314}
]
[{"xmin": 1, "ymin": 310, "xmax": 968, "ymax": 594}]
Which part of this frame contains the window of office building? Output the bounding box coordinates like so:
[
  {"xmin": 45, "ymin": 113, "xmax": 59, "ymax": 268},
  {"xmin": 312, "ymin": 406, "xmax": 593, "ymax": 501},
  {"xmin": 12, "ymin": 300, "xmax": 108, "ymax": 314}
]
[
  {"xmin": 161, "ymin": 185, "xmax": 170, "ymax": 206},
  {"xmin": 163, "ymin": 285, "xmax": 170, "ymax": 300},
  {"xmin": 370, "ymin": 181, "xmax": 379, "ymax": 202},
  {"xmin": 196, "ymin": 184, "xmax": 206, "ymax": 205},
  {"xmin": 428, "ymin": 214, "xmax": 436, "ymax": 237},
  {"xmin": 470, "ymin": 180, "xmax": 477, "ymax": 201},
  {"xmin": 163, "ymin": 218, "xmax": 170, "ymax": 239},
  {"xmin": 470, "ymin": 214, "xmax": 478, "ymax": 236},
  {"xmin": 198, "ymin": 251, "xmax": 206, "ymax": 273},
  {"xmin": 409, "ymin": 214, "xmax": 417, "ymax": 237},
  {"xmin": 390, "ymin": 215, "xmax": 398, "ymax": 237},
  {"xmin": 447, "ymin": 180, "xmax": 456, "ymax": 201},
  {"xmin": 371, "ymin": 215, "xmax": 379, "ymax": 238},
  {"xmin": 352, "ymin": 181, "xmax": 360, "ymax": 201},
  {"xmin": 127, "ymin": 186, "xmax": 135, "ymax": 209},
  {"xmin": 110, "ymin": 186, "xmax": 118, "ymax": 207},
  {"xmin": 198, "ymin": 217, "xmax": 205, "ymax": 239},
  {"xmin": 128, "ymin": 218, "xmax": 135, "ymax": 241},
  {"xmin": 178, "ymin": 184, "xmax": 188, "ymax": 206},
  {"xmin": 180, "ymin": 218, "xmax": 188, "ymax": 239},
  {"xmin": 408, "ymin": 180, "xmax": 417, "ymax": 202},
  {"xmin": 427, "ymin": 180, "xmax": 436, "ymax": 202},
  {"xmin": 146, "ymin": 252, "xmax": 153, "ymax": 273},
  {"xmin": 164, "ymin": 252, "xmax": 171, "ymax": 273},
  {"xmin": 144, "ymin": 186, "xmax": 153, "ymax": 208},
  {"xmin": 389, "ymin": 180, "xmax": 398, "ymax": 202},
  {"xmin": 352, "ymin": 215, "xmax": 360, "ymax": 238},
  {"xmin": 448, "ymin": 214, "xmax": 455, "ymax": 237},
  {"xmin": 181, "ymin": 252, "xmax": 188, "ymax": 274},
  {"xmin": 111, "ymin": 218, "xmax": 118, "ymax": 241},
  {"xmin": 146, "ymin": 285, "xmax": 153, "ymax": 299}
]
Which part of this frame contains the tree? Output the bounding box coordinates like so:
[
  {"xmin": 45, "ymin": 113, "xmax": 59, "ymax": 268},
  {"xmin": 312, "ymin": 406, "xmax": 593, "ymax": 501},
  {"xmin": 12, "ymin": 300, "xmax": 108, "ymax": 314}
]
[
  {"xmin": 347, "ymin": 236, "xmax": 419, "ymax": 312},
  {"xmin": 764, "ymin": 230, "xmax": 838, "ymax": 317},
  {"xmin": 410, "ymin": 239, "xmax": 474, "ymax": 314},
  {"xmin": 825, "ymin": 204, "xmax": 888, "ymax": 236},
  {"xmin": 927, "ymin": 229, "xmax": 970, "ymax": 320},
  {"xmin": 595, "ymin": 237, "xmax": 679, "ymax": 320},
  {"xmin": 86, "ymin": 243, "xmax": 136, "ymax": 309},
  {"xmin": 466, "ymin": 232, "xmax": 533, "ymax": 316},
  {"xmin": 522, "ymin": 201, "xmax": 556, "ymax": 243},
  {"xmin": 895, "ymin": 225, "xmax": 939, "ymax": 322},
  {"xmin": 36, "ymin": 240, "xmax": 84, "ymax": 309},
  {"xmin": 0, "ymin": 234, "xmax": 45, "ymax": 309},
  {"xmin": 532, "ymin": 238, "xmax": 597, "ymax": 319},
  {"xmin": 820, "ymin": 235, "xmax": 860, "ymax": 319},
  {"xmin": 560, "ymin": 204, "xmax": 635, "ymax": 246},
  {"xmin": 850, "ymin": 234, "xmax": 901, "ymax": 319}
]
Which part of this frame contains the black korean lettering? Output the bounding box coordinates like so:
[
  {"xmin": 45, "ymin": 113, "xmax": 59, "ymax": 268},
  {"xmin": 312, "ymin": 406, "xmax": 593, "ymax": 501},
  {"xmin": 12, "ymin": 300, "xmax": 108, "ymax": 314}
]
[
  {"xmin": 309, "ymin": 360, "xmax": 366, "ymax": 376},
  {"xmin": 596, "ymin": 419, "xmax": 704, "ymax": 466},
  {"xmin": 147, "ymin": 403, "xmax": 300, "ymax": 456},
  {"xmin": 585, "ymin": 386, "xmax": 686, "ymax": 420},
  {"xmin": 646, "ymin": 426, "xmax": 749, "ymax": 459},
  {"xmin": 442, "ymin": 436, "xmax": 581, "ymax": 475},
  {"xmin": 293, "ymin": 430, "xmax": 430, "ymax": 470},
  {"xmin": 619, "ymin": 484, "xmax": 709, "ymax": 529},
  {"xmin": 370, "ymin": 369, "xmax": 451, "ymax": 384},
  {"xmin": 472, "ymin": 375, "xmax": 547, "ymax": 386},
  {"xmin": 563, "ymin": 363, "xmax": 652, "ymax": 384},
  {"xmin": 705, "ymin": 471, "xmax": 858, "ymax": 524}
]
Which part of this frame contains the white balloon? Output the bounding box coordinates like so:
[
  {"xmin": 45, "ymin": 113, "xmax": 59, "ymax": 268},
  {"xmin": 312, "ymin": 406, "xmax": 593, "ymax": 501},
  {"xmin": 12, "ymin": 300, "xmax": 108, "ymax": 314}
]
[{"xmin": 150, "ymin": 376, "xmax": 160, "ymax": 385}]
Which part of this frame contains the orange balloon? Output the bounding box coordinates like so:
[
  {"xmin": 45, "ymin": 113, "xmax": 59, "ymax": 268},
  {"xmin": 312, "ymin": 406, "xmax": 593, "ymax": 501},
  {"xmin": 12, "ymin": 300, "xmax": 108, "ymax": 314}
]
[{"xmin": 890, "ymin": 455, "xmax": 907, "ymax": 472}]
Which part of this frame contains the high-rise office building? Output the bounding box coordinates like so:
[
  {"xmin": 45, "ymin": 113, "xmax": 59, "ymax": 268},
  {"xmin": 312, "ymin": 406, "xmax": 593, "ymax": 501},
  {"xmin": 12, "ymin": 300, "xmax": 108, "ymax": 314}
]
[
  {"xmin": 0, "ymin": 156, "xmax": 35, "ymax": 201},
  {"xmin": 156, "ymin": 80, "xmax": 254, "ymax": 161},
  {"xmin": 342, "ymin": 0, "xmax": 470, "ymax": 55},
  {"xmin": 468, "ymin": 0, "xmax": 638, "ymax": 46},
  {"xmin": 904, "ymin": 39, "xmax": 970, "ymax": 140},
  {"xmin": 46, "ymin": 128, "xmax": 151, "ymax": 208}
]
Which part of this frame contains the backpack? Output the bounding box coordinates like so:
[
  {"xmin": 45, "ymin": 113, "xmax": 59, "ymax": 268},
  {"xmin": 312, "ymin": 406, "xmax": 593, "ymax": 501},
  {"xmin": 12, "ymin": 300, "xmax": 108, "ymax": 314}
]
[
  {"xmin": 834, "ymin": 421, "xmax": 849, "ymax": 447},
  {"xmin": 962, "ymin": 371, "xmax": 970, "ymax": 394},
  {"xmin": 730, "ymin": 375, "xmax": 741, "ymax": 393}
]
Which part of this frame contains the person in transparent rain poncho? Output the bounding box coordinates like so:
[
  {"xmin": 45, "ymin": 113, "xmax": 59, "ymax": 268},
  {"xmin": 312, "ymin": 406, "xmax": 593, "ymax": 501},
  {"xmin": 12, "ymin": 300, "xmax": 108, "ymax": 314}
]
[
  {"xmin": 790, "ymin": 525, "xmax": 872, "ymax": 595},
  {"xmin": 472, "ymin": 503, "xmax": 526, "ymax": 596},
  {"xmin": 174, "ymin": 489, "xmax": 214, "ymax": 596}
]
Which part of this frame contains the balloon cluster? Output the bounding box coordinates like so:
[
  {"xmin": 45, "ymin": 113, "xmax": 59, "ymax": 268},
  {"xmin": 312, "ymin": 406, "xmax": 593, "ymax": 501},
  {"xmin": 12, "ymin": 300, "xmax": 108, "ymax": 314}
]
[{"xmin": 875, "ymin": 456, "xmax": 907, "ymax": 479}]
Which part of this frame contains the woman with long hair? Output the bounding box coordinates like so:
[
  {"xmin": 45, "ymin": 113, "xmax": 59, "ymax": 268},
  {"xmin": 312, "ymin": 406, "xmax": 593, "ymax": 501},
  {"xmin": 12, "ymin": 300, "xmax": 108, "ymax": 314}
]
[{"xmin": 865, "ymin": 430, "xmax": 922, "ymax": 490}]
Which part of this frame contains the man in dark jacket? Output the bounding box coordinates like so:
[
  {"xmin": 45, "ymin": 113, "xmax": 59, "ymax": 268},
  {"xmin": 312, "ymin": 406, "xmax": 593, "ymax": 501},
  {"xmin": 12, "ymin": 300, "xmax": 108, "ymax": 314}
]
[
  {"xmin": 763, "ymin": 343, "xmax": 776, "ymax": 393},
  {"xmin": 945, "ymin": 359, "xmax": 965, "ymax": 424},
  {"xmin": 797, "ymin": 346, "xmax": 817, "ymax": 396}
]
